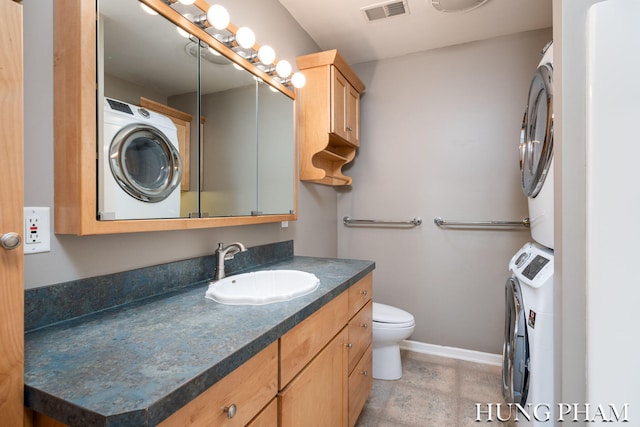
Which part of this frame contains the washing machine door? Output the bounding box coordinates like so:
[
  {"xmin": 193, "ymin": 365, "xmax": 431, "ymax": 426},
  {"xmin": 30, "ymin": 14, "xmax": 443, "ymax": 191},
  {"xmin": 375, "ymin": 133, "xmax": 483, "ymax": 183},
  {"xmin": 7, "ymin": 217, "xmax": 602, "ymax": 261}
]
[
  {"xmin": 502, "ymin": 276, "xmax": 529, "ymax": 405},
  {"xmin": 109, "ymin": 123, "xmax": 182, "ymax": 203},
  {"xmin": 520, "ymin": 63, "xmax": 553, "ymax": 198}
]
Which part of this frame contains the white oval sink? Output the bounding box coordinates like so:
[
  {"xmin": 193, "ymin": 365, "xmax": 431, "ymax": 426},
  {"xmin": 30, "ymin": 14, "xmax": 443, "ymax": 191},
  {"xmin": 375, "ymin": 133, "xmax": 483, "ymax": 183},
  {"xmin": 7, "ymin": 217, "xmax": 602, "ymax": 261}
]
[{"xmin": 205, "ymin": 270, "xmax": 320, "ymax": 305}]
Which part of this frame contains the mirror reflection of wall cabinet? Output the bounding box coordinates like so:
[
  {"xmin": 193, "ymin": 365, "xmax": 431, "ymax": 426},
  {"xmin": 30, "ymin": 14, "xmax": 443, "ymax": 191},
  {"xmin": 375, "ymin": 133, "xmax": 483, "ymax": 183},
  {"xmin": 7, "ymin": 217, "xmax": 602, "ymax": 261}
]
[
  {"xmin": 297, "ymin": 50, "xmax": 365, "ymax": 186},
  {"xmin": 53, "ymin": 0, "xmax": 297, "ymax": 235}
]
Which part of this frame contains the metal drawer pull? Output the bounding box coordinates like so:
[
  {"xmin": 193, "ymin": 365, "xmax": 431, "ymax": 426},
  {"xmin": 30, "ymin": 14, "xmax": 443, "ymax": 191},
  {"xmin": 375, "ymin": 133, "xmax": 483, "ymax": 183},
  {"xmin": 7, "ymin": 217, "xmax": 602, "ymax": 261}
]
[
  {"xmin": 360, "ymin": 289, "xmax": 367, "ymax": 296},
  {"xmin": 345, "ymin": 343, "xmax": 353, "ymax": 349},
  {"xmin": 360, "ymin": 323, "xmax": 368, "ymax": 328},
  {"xmin": 224, "ymin": 404, "xmax": 237, "ymax": 419},
  {"xmin": 361, "ymin": 370, "xmax": 368, "ymax": 376}
]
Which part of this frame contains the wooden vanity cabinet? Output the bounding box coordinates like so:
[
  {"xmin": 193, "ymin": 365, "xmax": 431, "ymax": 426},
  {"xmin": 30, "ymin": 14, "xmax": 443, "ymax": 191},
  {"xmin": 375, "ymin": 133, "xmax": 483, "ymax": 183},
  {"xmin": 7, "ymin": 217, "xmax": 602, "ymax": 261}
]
[
  {"xmin": 159, "ymin": 341, "xmax": 278, "ymax": 427},
  {"xmin": 28, "ymin": 275, "xmax": 373, "ymax": 427},
  {"xmin": 297, "ymin": 49, "xmax": 365, "ymax": 186},
  {"xmin": 346, "ymin": 275, "xmax": 373, "ymax": 427},
  {"xmin": 278, "ymin": 273, "xmax": 373, "ymax": 427}
]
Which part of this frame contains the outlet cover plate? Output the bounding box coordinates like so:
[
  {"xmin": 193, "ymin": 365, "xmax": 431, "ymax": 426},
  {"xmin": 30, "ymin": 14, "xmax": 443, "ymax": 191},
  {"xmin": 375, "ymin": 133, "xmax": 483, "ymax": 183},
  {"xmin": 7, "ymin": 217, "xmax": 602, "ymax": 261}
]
[{"xmin": 24, "ymin": 207, "xmax": 51, "ymax": 254}]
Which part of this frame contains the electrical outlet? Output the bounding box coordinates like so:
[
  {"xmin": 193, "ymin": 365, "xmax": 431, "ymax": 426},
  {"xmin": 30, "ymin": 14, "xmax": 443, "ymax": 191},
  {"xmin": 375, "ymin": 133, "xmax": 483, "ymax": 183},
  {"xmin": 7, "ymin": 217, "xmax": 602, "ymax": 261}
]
[{"xmin": 24, "ymin": 207, "xmax": 51, "ymax": 254}]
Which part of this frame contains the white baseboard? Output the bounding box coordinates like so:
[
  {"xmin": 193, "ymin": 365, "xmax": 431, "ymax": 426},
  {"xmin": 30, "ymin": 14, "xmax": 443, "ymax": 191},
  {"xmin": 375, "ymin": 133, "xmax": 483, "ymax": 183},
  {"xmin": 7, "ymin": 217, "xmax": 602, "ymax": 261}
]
[{"xmin": 400, "ymin": 339, "xmax": 502, "ymax": 366}]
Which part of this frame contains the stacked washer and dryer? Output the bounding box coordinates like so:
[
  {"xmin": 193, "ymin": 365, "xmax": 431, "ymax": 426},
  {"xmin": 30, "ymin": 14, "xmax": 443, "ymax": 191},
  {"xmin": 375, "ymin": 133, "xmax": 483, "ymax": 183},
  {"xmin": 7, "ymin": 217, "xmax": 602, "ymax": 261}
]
[{"xmin": 502, "ymin": 42, "xmax": 555, "ymax": 425}]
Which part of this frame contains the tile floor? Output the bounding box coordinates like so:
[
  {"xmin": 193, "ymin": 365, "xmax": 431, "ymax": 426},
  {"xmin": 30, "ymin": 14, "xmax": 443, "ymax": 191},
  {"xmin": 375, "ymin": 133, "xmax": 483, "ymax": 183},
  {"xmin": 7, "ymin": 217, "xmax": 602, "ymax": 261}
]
[{"xmin": 355, "ymin": 350, "xmax": 512, "ymax": 427}]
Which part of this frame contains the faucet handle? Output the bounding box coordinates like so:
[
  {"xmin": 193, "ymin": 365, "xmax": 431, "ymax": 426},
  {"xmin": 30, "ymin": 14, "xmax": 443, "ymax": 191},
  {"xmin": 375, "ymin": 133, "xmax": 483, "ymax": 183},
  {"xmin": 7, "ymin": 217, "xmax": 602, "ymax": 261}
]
[{"xmin": 217, "ymin": 242, "xmax": 224, "ymax": 251}]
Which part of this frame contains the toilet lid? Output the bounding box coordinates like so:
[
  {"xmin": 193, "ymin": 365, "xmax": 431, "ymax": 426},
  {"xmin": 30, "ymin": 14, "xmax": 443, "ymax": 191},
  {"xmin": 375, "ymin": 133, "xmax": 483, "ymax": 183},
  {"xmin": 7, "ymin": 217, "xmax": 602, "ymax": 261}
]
[{"xmin": 373, "ymin": 302, "xmax": 414, "ymax": 324}]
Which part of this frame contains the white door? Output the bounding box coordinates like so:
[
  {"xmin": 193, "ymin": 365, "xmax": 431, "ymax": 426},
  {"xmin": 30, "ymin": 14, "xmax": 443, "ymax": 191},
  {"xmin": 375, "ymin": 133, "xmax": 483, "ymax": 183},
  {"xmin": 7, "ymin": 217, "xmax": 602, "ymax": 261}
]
[{"xmin": 0, "ymin": 0, "xmax": 24, "ymax": 423}]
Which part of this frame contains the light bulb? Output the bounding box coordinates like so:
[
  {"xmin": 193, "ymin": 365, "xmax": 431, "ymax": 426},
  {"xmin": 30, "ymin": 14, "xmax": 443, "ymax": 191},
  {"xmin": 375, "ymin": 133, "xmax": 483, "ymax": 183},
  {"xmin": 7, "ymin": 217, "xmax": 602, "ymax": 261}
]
[
  {"xmin": 178, "ymin": 0, "xmax": 196, "ymax": 5},
  {"xmin": 275, "ymin": 60, "xmax": 292, "ymax": 78},
  {"xmin": 235, "ymin": 27, "xmax": 255, "ymax": 49},
  {"xmin": 140, "ymin": 3, "xmax": 158, "ymax": 15},
  {"xmin": 206, "ymin": 4, "xmax": 230, "ymax": 30},
  {"xmin": 291, "ymin": 72, "xmax": 306, "ymax": 88},
  {"xmin": 257, "ymin": 45, "xmax": 276, "ymax": 65},
  {"xmin": 176, "ymin": 26, "xmax": 190, "ymax": 38}
]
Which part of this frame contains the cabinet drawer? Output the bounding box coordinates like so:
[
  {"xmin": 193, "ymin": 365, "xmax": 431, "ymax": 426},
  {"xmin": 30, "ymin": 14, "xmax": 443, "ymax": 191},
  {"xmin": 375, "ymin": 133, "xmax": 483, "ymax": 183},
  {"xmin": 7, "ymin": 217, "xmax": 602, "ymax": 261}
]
[
  {"xmin": 280, "ymin": 291, "xmax": 349, "ymax": 388},
  {"xmin": 159, "ymin": 341, "xmax": 278, "ymax": 427},
  {"xmin": 347, "ymin": 273, "xmax": 372, "ymax": 318},
  {"xmin": 347, "ymin": 300, "xmax": 372, "ymax": 374},
  {"xmin": 348, "ymin": 345, "xmax": 372, "ymax": 427}
]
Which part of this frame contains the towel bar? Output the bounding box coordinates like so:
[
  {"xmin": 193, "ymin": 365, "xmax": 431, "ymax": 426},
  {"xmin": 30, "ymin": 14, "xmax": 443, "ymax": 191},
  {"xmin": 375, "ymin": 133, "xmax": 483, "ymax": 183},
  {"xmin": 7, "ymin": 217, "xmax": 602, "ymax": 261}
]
[
  {"xmin": 343, "ymin": 216, "xmax": 422, "ymax": 227},
  {"xmin": 433, "ymin": 217, "xmax": 530, "ymax": 228}
]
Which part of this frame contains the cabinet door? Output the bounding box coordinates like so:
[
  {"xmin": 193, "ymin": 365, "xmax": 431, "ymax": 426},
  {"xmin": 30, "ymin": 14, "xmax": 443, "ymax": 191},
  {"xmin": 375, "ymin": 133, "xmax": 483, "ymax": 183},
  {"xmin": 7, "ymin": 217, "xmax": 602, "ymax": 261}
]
[
  {"xmin": 280, "ymin": 291, "xmax": 348, "ymax": 387},
  {"xmin": 278, "ymin": 329, "xmax": 348, "ymax": 427},
  {"xmin": 331, "ymin": 68, "xmax": 348, "ymax": 141},
  {"xmin": 345, "ymin": 84, "xmax": 360, "ymax": 147}
]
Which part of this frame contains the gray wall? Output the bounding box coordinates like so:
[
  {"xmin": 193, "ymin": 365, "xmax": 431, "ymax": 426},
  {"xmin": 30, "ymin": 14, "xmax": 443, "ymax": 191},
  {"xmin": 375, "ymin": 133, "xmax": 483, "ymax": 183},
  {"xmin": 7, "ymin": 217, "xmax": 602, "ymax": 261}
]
[
  {"xmin": 23, "ymin": 0, "xmax": 336, "ymax": 288},
  {"xmin": 338, "ymin": 29, "xmax": 552, "ymax": 354}
]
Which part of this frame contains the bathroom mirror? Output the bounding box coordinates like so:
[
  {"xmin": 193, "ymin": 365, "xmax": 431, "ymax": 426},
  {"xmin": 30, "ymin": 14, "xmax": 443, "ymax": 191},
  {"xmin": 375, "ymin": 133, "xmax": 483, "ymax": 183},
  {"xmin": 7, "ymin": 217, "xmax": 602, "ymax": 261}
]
[
  {"xmin": 94, "ymin": 0, "xmax": 295, "ymax": 221},
  {"xmin": 257, "ymin": 81, "xmax": 295, "ymax": 215}
]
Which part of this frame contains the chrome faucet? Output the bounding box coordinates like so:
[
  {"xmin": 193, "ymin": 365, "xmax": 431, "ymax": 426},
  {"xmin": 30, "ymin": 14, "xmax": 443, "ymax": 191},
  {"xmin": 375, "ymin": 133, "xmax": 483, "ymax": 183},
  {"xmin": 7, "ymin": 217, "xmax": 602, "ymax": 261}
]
[{"xmin": 214, "ymin": 242, "xmax": 247, "ymax": 281}]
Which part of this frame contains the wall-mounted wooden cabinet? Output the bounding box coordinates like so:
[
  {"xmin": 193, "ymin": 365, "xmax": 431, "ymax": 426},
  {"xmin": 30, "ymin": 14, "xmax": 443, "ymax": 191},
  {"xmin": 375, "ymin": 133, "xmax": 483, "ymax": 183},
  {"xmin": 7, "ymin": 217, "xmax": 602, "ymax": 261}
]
[{"xmin": 297, "ymin": 50, "xmax": 365, "ymax": 186}]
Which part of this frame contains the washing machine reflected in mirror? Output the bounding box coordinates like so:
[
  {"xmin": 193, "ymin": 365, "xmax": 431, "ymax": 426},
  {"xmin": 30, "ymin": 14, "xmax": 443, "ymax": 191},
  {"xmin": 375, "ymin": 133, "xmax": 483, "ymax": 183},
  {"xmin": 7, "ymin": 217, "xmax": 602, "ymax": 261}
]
[{"xmin": 99, "ymin": 98, "xmax": 182, "ymax": 220}]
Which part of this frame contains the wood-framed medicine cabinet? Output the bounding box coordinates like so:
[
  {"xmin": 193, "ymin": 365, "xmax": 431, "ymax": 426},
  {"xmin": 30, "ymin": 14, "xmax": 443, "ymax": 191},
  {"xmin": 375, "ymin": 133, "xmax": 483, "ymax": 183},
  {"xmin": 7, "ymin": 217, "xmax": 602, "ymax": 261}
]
[{"xmin": 54, "ymin": 0, "xmax": 298, "ymax": 235}]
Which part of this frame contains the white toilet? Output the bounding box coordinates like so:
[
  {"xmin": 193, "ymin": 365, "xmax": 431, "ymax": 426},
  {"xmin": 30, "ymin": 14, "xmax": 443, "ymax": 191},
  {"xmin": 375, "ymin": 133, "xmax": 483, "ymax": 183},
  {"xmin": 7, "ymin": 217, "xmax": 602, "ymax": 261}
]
[{"xmin": 372, "ymin": 302, "xmax": 416, "ymax": 380}]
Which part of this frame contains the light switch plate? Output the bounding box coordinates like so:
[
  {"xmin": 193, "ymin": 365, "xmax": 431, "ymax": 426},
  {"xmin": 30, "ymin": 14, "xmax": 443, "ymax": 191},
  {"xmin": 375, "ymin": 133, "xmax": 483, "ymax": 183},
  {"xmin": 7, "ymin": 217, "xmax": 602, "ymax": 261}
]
[{"xmin": 24, "ymin": 207, "xmax": 51, "ymax": 254}]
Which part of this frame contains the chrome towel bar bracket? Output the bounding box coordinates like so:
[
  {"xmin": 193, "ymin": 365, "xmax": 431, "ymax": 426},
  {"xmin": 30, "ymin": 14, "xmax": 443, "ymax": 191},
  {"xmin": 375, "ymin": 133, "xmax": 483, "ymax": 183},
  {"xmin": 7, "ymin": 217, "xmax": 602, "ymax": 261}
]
[
  {"xmin": 343, "ymin": 216, "xmax": 423, "ymax": 227},
  {"xmin": 434, "ymin": 217, "xmax": 530, "ymax": 228}
]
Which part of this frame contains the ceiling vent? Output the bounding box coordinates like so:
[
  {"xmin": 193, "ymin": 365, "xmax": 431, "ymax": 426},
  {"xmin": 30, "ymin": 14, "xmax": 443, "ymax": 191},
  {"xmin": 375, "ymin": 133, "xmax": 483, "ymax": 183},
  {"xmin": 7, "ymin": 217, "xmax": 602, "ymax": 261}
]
[{"xmin": 362, "ymin": 1, "xmax": 410, "ymax": 22}]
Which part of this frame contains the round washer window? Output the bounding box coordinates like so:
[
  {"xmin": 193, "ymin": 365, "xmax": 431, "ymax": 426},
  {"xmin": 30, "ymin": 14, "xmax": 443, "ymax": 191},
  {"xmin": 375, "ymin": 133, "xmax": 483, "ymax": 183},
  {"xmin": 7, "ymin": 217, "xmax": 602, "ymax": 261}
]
[
  {"xmin": 109, "ymin": 124, "xmax": 182, "ymax": 203},
  {"xmin": 520, "ymin": 63, "xmax": 553, "ymax": 198}
]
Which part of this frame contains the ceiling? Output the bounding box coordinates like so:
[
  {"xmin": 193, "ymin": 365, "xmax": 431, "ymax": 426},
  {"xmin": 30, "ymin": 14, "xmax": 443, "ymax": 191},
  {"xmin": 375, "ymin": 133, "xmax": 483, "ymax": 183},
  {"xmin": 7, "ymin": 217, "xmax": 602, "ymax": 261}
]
[{"xmin": 277, "ymin": 0, "xmax": 552, "ymax": 65}]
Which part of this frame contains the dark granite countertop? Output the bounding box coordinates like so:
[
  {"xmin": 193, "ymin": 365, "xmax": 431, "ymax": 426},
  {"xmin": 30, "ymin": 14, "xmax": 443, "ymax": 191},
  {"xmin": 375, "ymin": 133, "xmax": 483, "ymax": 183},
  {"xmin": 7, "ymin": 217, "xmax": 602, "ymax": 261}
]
[{"xmin": 24, "ymin": 255, "xmax": 374, "ymax": 426}]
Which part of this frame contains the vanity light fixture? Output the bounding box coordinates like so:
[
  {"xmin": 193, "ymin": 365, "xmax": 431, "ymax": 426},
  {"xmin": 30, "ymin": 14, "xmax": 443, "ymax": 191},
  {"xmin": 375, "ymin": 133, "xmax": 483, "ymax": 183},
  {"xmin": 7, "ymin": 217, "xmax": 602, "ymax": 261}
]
[
  {"xmin": 290, "ymin": 72, "xmax": 306, "ymax": 89},
  {"xmin": 235, "ymin": 27, "xmax": 256, "ymax": 50},
  {"xmin": 206, "ymin": 4, "xmax": 230, "ymax": 30},
  {"xmin": 275, "ymin": 60, "xmax": 292, "ymax": 79},
  {"xmin": 166, "ymin": 1, "xmax": 306, "ymax": 88},
  {"xmin": 176, "ymin": 25, "xmax": 191, "ymax": 38},
  {"xmin": 140, "ymin": 3, "xmax": 158, "ymax": 15},
  {"xmin": 257, "ymin": 45, "xmax": 276, "ymax": 66}
]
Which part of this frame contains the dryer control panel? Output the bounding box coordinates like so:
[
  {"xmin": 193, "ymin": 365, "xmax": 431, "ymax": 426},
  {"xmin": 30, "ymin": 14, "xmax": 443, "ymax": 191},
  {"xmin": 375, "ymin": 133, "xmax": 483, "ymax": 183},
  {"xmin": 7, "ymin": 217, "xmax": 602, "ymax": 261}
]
[
  {"xmin": 509, "ymin": 242, "xmax": 554, "ymax": 290},
  {"xmin": 523, "ymin": 255, "xmax": 550, "ymax": 280}
]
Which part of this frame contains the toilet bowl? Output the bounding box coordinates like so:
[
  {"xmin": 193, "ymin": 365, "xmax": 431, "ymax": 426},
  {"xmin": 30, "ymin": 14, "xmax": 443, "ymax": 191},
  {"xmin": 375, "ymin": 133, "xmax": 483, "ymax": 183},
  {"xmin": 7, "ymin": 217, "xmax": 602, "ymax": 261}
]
[{"xmin": 372, "ymin": 302, "xmax": 415, "ymax": 380}]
